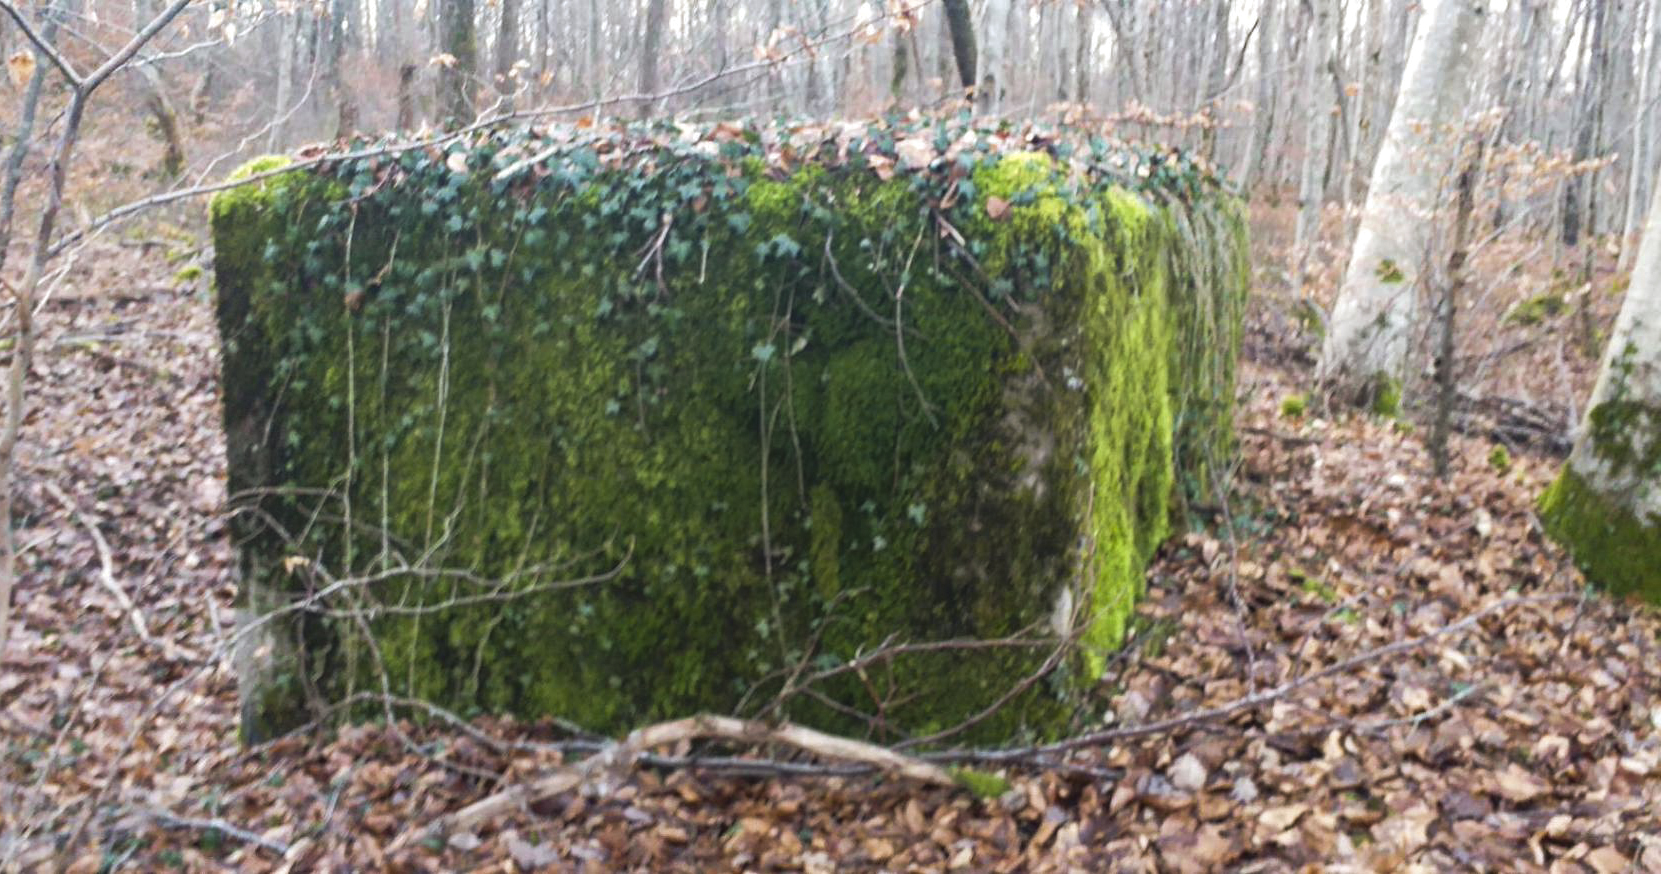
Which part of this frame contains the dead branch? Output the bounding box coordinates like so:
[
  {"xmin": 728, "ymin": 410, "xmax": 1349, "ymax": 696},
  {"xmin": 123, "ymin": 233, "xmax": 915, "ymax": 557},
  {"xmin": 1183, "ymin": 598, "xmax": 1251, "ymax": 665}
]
[
  {"xmin": 143, "ymin": 810, "xmax": 290, "ymax": 857},
  {"xmin": 392, "ymin": 713, "xmax": 958, "ymax": 850},
  {"xmin": 0, "ymin": 2, "xmax": 80, "ymax": 85},
  {"xmin": 42, "ymin": 482, "xmax": 151, "ymax": 645}
]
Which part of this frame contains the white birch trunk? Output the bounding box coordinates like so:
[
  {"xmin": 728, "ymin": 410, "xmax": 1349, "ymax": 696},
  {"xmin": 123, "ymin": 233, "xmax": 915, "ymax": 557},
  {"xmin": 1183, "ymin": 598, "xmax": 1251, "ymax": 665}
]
[
  {"xmin": 1540, "ymin": 165, "xmax": 1661, "ymax": 599},
  {"xmin": 1236, "ymin": 0, "xmax": 1276, "ymax": 189},
  {"xmin": 977, "ymin": 0, "xmax": 1010, "ymax": 114},
  {"xmin": 1317, "ymin": 0, "xmax": 1483, "ymax": 404},
  {"xmin": 1293, "ymin": 0, "xmax": 1337, "ymax": 294},
  {"xmin": 1622, "ymin": 0, "xmax": 1661, "ymax": 269}
]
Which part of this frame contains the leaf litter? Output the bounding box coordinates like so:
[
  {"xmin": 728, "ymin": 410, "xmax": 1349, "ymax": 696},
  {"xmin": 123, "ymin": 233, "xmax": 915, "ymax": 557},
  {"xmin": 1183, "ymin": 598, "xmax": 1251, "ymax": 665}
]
[{"xmin": 0, "ymin": 204, "xmax": 1657, "ymax": 873}]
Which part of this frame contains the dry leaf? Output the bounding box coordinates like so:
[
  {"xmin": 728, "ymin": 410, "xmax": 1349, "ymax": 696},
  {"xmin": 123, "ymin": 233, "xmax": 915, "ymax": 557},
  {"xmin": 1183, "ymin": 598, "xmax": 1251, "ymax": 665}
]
[
  {"xmin": 7, "ymin": 50, "xmax": 36, "ymax": 88},
  {"xmin": 1259, "ymin": 804, "xmax": 1307, "ymax": 831},
  {"xmin": 895, "ymin": 137, "xmax": 934, "ymax": 170},
  {"xmin": 1491, "ymin": 764, "xmax": 1550, "ymax": 803},
  {"xmin": 986, "ymin": 196, "xmax": 1011, "ymax": 221},
  {"xmin": 1585, "ymin": 846, "xmax": 1630, "ymax": 874}
]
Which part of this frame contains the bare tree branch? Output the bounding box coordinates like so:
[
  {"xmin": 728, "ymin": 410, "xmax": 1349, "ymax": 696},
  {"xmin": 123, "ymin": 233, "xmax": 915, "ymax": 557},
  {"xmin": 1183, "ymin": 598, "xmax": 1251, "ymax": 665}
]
[{"xmin": 0, "ymin": 1, "xmax": 81, "ymax": 85}]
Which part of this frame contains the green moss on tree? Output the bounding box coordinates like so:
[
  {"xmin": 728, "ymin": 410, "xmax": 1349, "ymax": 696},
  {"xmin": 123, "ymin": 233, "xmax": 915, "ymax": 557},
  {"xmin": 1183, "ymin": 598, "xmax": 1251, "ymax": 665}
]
[{"xmin": 1538, "ymin": 467, "xmax": 1661, "ymax": 601}]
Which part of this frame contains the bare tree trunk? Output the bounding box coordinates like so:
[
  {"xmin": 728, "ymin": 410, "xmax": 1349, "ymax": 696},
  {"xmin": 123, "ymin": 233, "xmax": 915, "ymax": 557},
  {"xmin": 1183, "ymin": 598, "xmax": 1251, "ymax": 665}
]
[
  {"xmin": 1237, "ymin": 0, "xmax": 1276, "ymax": 190},
  {"xmin": 1319, "ymin": 0, "xmax": 1485, "ymax": 407},
  {"xmin": 137, "ymin": 64, "xmax": 185, "ymax": 177},
  {"xmin": 495, "ymin": 0, "xmax": 520, "ymax": 104},
  {"xmin": 1101, "ymin": 2, "xmax": 1149, "ymax": 103},
  {"xmin": 0, "ymin": 1, "xmax": 59, "ymax": 279},
  {"xmin": 588, "ymin": 0, "xmax": 603, "ymax": 104},
  {"xmin": 940, "ymin": 0, "xmax": 976, "ymax": 99},
  {"xmin": 1563, "ymin": 0, "xmax": 1608, "ymax": 249},
  {"xmin": 1293, "ymin": 0, "xmax": 1336, "ymax": 293},
  {"xmin": 889, "ymin": 25, "xmax": 909, "ymax": 102},
  {"xmin": 1623, "ymin": 0, "xmax": 1661, "ymax": 268},
  {"xmin": 1200, "ymin": 0, "xmax": 1230, "ymax": 159},
  {"xmin": 396, "ymin": 63, "xmax": 418, "ymax": 130},
  {"xmin": 1431, "ymin": 139, "xmax": 1484, "ymax": 479},
  {"xmin": 325, "ymin": 0, "xmax": 358, "ymax": 139},
  {"xmin": 637, "ymin": 0, "xmax": 667, "ymax": 117},
  {"xmin": 439, "ymin": 0, "xmax": 477, "ymax": 123},
  {"xmin": 1075, "ymin": 1, "xmax": 1094, "ymax": 103},
  {"xmin": 977, "ymin": 0, "xmax": 1010, "ymax": 114},
  {"xmin": 268, "ymin": 9, "xmax": 296, "ymax": 149}
]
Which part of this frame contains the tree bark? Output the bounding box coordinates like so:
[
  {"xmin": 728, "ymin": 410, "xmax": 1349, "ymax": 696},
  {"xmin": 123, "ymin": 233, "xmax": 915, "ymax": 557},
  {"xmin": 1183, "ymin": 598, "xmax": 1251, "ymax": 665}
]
[
  {"xmin": 1318, "ymin": 0, "xmax": 1485, "ymax": 407},
  {"xmin": 637, "ymin": 0, "xmax": 666, "ymax": 118},
  {"xmin": 940, "ymin": 0, "xmax": 976, "ymax": 95},
  {"xmin": 1539, "ymin": 157, "xmax": 1661, "ymax": 600},
  {"xmin": 977, "ymin": 0, "xmax": 1010, "ymax": 113},
  {"xmin": 1562, "ymin": 0, "xmax": 1610, "ymax": 249},
  {"xmin": 396, "ymin": 63, "xmax": 418, "ymax": 130},
  {"xmin": 1074, "ymin": 1, "xmax": 1094, "ymax": 103},
  {"xmin": 439, "ymin": 0, "xmax": 477, "ymax": 123},
  {"xmin": 1293, "ymin": 0, "xmax": 1337, "ymax": 293},
  {"xmin": 495, "ymin": 0, "xmax": 520, "ymax": 99},
  {"xmin": 1237, "ymin": 0, "xmax": 1276, "ymax": 190},
  {"xmin": 1624, "ymin": 0, "xmax": 1661, "ymax": 268},
  {"xmin": 267, "ymin": 8, "xmax": 296, "ymax": 150}
]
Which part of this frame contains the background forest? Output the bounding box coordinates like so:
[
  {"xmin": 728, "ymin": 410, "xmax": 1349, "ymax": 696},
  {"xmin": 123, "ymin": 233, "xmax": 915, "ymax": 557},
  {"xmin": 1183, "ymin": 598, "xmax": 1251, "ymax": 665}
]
[{"xmin": 1, "ymin": 0, "xmax": 1659, "ymax": 871}]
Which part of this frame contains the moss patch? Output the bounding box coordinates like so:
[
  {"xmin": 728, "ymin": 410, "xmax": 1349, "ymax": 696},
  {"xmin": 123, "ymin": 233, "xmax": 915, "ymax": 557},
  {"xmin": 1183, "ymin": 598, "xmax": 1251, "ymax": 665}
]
[
  {"xmin": 210, "ymin": 123, "xmax": 1249, "ymax": 744},
  {"xmin": 1503, "ymin": 291, "xmax": 1567, "ymax": 327},
  {"xmin": 1538, "ymin": 467, "xmax": 1661, "ymax": 602}
]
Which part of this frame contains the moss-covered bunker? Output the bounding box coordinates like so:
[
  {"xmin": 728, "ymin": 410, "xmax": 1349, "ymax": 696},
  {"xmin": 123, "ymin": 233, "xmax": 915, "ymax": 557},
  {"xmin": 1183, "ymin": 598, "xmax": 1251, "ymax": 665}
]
[{"xmin": 211, "ymin": 120, "xmax": 1249, "ymax": 744}]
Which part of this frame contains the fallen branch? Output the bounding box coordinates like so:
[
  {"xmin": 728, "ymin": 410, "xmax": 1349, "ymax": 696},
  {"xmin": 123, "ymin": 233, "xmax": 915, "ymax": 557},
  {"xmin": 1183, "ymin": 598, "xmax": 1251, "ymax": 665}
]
[
  {"xmin": 144, "ymin": 810, "xmax": 291, "ymax": 857},
  {"xmin": 43, "ymin": 481, "xmax": 151, "ymax": 644},
  {"xmin": 391, "ymin": 713, "xmax": 958, "ymax": 850}
]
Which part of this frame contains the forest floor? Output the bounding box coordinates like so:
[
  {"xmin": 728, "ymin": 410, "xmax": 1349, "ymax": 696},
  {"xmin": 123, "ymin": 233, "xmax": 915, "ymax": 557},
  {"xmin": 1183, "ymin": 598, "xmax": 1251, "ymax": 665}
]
[{"xmin": 2, "ymin": 178, "xmax": 1660, "ymax": 872}]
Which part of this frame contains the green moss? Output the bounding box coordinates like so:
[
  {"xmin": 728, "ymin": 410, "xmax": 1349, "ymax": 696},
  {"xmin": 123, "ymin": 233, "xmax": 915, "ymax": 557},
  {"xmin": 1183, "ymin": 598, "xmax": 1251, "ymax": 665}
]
[
  {"xmin": 1487, "ymin": 445, "xmax": 1512, "ymax": 473},
  {"xmin": 1503, "ymin": 291, "xmax": 1567, "ymax": 327},
  {"xmin": 1280, "ymin": 394, "xmax": 1307, "ymax": 418},
  {"xmin": 1583, "ymin": 399, "xmax": 1661, "ymax": 477},
  {"xmin": 211, "ymin": 130, "xmax": 1248, "ymax": 744},
  {"xmin": 1538, "ymin": 467, "xmax": 1661, "ymax": 602},
  {"xmin": 1370, "ymin": 374, "xmax": 1402, "ymax": 418},
  {"xmin": 949, "ymin": 767, "xmax": 1012, "ymax": 798},
  {"xmin": 174, "ymin": 264, "xmax": 204, "ymax": 283}
]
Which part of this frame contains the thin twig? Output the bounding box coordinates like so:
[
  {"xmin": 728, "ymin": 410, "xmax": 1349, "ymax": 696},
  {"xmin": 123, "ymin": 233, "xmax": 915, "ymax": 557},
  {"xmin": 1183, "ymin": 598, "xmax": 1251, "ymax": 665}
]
[
  {"xmin": 0, "ymin": 1, "xmax": 80, "ymax": 85},
  {"xmin": 144, "ymin": 810, "xmax": 291, "ymax": 856},
  {"xmin": 42, "ymin": 482, "xmax": 152, "ymax": 644}
]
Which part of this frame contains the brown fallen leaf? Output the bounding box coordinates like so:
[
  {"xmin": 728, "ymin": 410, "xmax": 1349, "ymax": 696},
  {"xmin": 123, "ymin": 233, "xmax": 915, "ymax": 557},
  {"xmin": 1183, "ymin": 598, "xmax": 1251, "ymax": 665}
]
[
  {"xmin": 7, "ymin": 50, "xmax": 35, "ymax": 89},
  {"xmin": 986, "ymin": 196, "xmax": 1011, "ymax": 221},
  {"xmin": 1491, "ymin": 764, "xmax": 1551, "ymax": 803},
  {"xmin": 1258, "ymin": 804, "xmax": 1308, "ymax": 832},
  {"xmin": 1584, "ymin": 846, "xmax": 1629, "ymax": 874}
]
